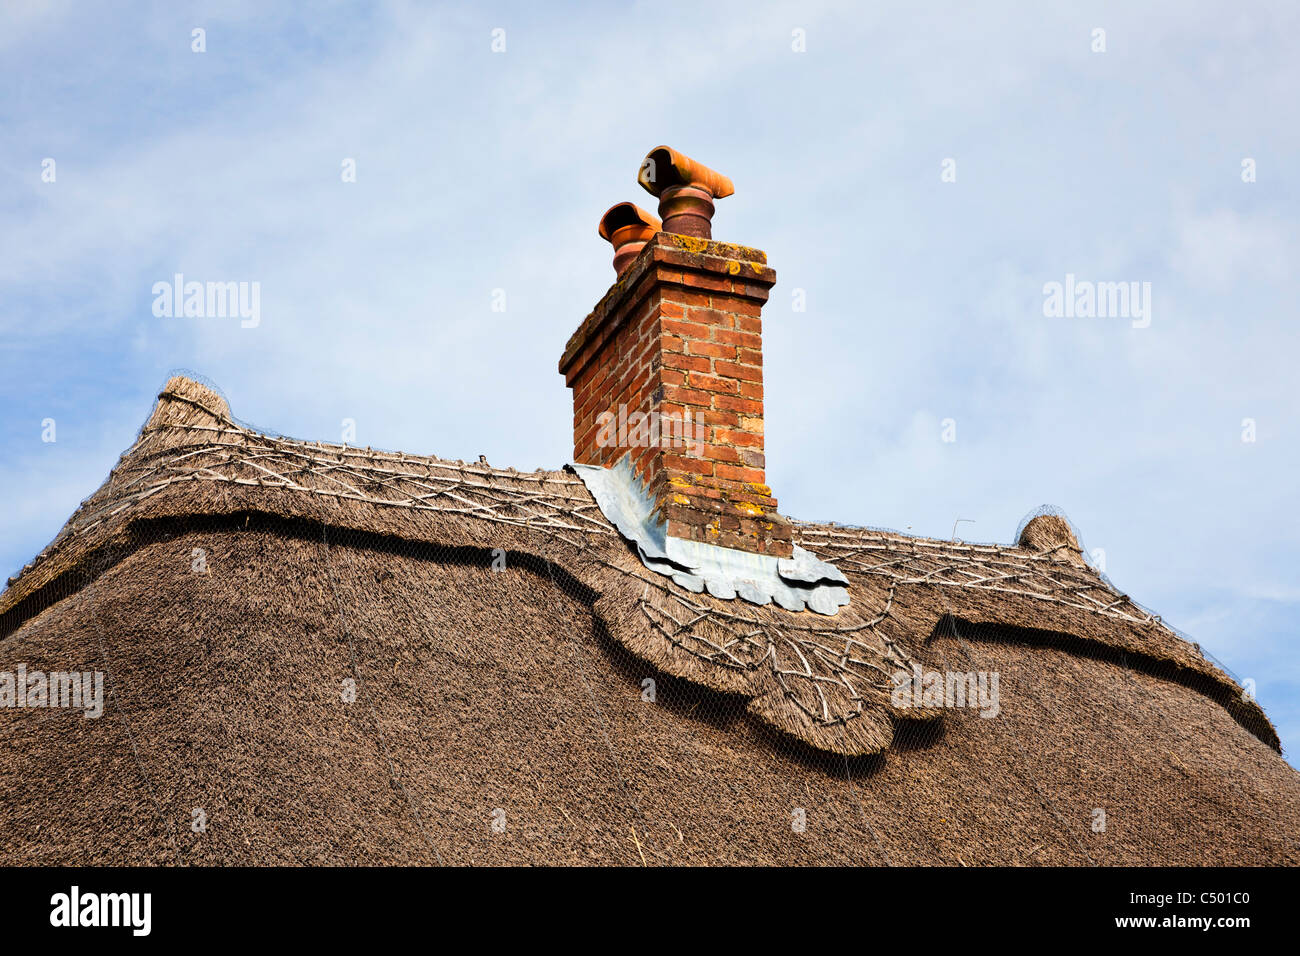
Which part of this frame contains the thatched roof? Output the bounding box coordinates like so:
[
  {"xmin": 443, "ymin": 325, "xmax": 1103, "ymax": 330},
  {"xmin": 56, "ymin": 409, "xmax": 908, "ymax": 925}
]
[{"xmin": 1, "ymin": 375, "xmax": 1296, "ymax": 865}]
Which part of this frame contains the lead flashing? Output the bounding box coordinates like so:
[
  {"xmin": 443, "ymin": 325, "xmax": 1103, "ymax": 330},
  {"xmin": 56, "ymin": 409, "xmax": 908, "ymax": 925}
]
[{"xmin": 572, "ymin": 456, "xmax": 849, "ymax": 615}]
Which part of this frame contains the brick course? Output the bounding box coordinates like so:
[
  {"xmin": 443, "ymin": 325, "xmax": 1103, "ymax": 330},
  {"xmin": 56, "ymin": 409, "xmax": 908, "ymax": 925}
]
[{"xmin": 559, "ymin": 232, "xmax": 792, "ymax": 557}]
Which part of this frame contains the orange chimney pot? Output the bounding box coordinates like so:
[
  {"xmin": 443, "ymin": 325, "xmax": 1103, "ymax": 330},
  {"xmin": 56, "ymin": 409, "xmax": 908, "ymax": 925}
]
[
  {"xmin": 598, "ymin": 202, "xmax": 661, "ymax": 275},
  {"xmin": 637, "ymin": 145, "xmax": 734, "ymax": 239}
]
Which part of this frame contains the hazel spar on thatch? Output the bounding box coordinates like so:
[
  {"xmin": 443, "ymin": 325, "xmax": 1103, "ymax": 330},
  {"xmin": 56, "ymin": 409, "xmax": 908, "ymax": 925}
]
[
  {"xmin": 1017, "ymin": 512, "xmax": 1088, "ymax": 567},
  {"xmin": 0, "ymin": 375, "xmax": 1281, "ymax": 759},
  {"xmin": 2, "ymin": 374, "xmax": 1297, "ymax": 866}
]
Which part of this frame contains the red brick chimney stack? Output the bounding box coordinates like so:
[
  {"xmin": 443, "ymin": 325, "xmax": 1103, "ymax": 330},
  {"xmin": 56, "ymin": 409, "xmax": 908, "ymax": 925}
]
[{"xmin": 559, "ymin": 147, "xmax": 791, "ymax": 558}]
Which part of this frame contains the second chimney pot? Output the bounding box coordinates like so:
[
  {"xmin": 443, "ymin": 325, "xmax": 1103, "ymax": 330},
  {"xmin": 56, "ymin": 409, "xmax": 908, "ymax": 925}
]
[{"xmin": 598, "ymin": 202, "xmax": 661, "ymax": 274}]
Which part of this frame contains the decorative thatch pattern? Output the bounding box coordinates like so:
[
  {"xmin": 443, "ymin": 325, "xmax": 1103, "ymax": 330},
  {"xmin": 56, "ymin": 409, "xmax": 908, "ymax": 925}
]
[
  {"xmin": 24, "ymin": 386, "xmax": 611, "ymax": 567},
  {"xmin": 797, "ymin": 526, "xmax": 1150, "ymax": 626},
  {"xmin": 0, "ymin": 376, "xmax": 1278, "ymax": 758},
  {"xmin": 601, "ymin": 578, "xmax": 938, "ymax": 757}
]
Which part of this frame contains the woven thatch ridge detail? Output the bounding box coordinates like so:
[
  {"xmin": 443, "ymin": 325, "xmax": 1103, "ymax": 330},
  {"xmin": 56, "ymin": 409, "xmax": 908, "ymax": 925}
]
[
  {"xmin": 0, "ymin": 376, "xmax": 1277, "ymax": 756},
  {"xmin": 68, "ymin": 403, "xmax": 612, "ymax": 546},
  {"xmin": 796, "ymin": 526, "xmax": 1153, "ymax": 626},
  {"xmin": 614, "ymin": 580, "xmax": 940, "ymax": 756}
]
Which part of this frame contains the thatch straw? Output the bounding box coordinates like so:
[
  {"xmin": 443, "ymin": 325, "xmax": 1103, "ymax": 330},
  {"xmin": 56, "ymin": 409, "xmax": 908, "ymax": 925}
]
[
  {"xmin": 1016, "ymin": 513, "xmax": 1086, "ymax": 567},
  {"xmin": 0, "ymin": 377, "xmax": 1280, "ymax": 755},
  {"xmin": 1, "ymin": 376, "xmax": 1295, "ymax": 865}
]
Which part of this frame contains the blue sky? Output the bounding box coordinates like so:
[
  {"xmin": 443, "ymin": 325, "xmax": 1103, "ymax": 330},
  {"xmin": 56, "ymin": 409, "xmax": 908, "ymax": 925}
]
[{"xmin": 2, "ymin": 1, "xmax": 1297, "ymax": 762}]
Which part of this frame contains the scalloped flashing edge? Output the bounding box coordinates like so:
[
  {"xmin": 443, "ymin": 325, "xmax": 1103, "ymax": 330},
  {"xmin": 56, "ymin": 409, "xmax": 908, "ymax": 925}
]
[{"xmin": 571, "ymin": 456, "xmax": 849, "ymax": 615}]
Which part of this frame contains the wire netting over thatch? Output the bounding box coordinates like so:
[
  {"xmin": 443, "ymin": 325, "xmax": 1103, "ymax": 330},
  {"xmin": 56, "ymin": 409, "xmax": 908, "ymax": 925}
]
[{"xmin": 0, "ymin": 376, "xmax": 1295, "ymax": 865}]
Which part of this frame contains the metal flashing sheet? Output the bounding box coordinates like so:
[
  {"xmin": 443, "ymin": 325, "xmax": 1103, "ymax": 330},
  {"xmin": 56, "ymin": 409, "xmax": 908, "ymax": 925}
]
[{"xmin": 572, "ymin": 457, "xmax": 850, "ymax": 615}]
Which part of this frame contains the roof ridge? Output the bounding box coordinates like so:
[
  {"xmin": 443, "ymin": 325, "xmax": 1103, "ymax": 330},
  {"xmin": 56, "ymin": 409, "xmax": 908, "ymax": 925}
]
[{"xmin": 0, "ymin": 374, "xmax": 1281, "ymax": 757}]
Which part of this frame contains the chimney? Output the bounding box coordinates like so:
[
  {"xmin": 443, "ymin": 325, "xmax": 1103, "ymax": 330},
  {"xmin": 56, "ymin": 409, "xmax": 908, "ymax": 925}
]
[{"xmin": 559, "ymin": 146, "xmax": 792, "ymax": 558}]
